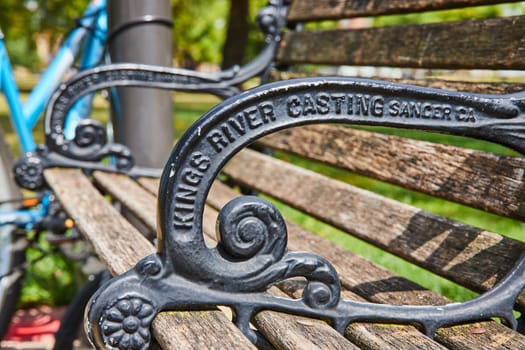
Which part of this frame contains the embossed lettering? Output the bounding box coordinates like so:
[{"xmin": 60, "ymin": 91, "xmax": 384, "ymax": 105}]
[
  {"xmin": 221, "ymin": 125, "xmax": 236, "ymax": 143},
  {"xmin": 207, "ymin": 102, "xmax": 278, "ymax": 153},
  {"xmin": 456, "ymin": 107, "xmax": 476, "ymax": 122},
  {"xmin": 316, "ymin": 93, "xmax": 331, "ymax": 114},
  {"xmin": 443, "ymin": 106, "xmax": 452, "ymax": 120},
  {"xmin": 175, "ymin": 184, "xmax": 197, "ymax": 203},
  {"xmin": 422, "ymin": 103, "xmax": 433, "ymax": 119},
  {"xmin": 389, "ymin": 100, "xmax": 400, "ymax": 116},
  {"xmin": 173, "ymin": 212, "xmax": 193, "ymax": 229},
  {"xmin": 190, "ymin": 152, "xmax": 210, "ymax": 172},
  {"xmin": 287, "ymin": 96, "xmax": 302, "ymax": 118},
  {"xmin": 411, "ymin": 102, "xmax": 421, "ymax": 118},
  {"xmin": 258, "ymin": 102, "xmax": 276, "ymax": 123},
  {"xmin": 173, "ymin": 152, "xmax": 211, "ymax": 230},
  {"xmin": 302, "ymin": 94, "xmax": 317, "ymax": 116},
  {"xmin": 244, "ymin": 107, "xmax": 263, "ymax": 129},
  {"xmin": 355, "ymin": 94, "xmax": 370, "ymax": 116},
  {"xmin": 371, "ymin": 96, "xmax": 384, "ymax": 117},
  {"xmin": 331, "ymin": 94, "xmax": 346, "ymax": 114},
  {"xmin": 207, "ymin": 130, "xmax": 229, "ymax": 152},
  {"xmin": 182, "ymin": 168, "xmax": 203, "ymax": 186},
  {"xmin": 399, "ymin": 103, "xmax": 410, "ymax": 118},
  {"xmin": 228, "ymin": 114, "xmax": 246, "ymax": 135}
]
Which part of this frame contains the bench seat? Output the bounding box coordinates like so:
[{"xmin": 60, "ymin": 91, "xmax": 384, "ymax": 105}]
[{"xmin": 45, "ymin": 159, "xmax": 525, "ymax": 349}]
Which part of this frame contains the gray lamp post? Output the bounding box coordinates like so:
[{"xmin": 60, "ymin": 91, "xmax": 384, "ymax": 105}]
[{"xmin": 107, "ymin": 0, "xmax": 174, "ymax": 168}]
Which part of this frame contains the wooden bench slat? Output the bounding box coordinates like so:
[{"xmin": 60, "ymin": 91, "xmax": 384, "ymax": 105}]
[
  {"xmin": 44, "ymin": 168, "xmax": 256, "ymax": 350},
  {"xmin": 277, "ymin": 16, "xmax": 525, "ymax": 69},
  {"xmin": 105, "ymin": 176, "xmax": 445, "ymax": 349},
  {"xmin": 93, "ymin": 171, "xmax": 157, "ymax": 235},
  {"xmin": 270, "ymin": 72, "xmax": 525, "ymax": 94},
  {"xmin": 44, "ymin": 169, "xmax": 153, "ymax": 276},
  {"xmin": 287, "ymin": 0, "xmax": 520, "ymax": 22},
  {"xmin": 259, "ymin": 125, "xmax": 525, "ymax": 221},
  {"xmin": 206, "ymin": 181, "xmax": 525, "ymax": 349},
  {"xmin": 222, "ymin": 150, "xmax": 525, "ymax": 305},
  {"xmin": 201, "ymin": 190, "xmax": 445, "ymax": 349},
  {"xmin": 70, "ymin": 168, "xmax": 519, "ymax": 349},
  {"xmin": 255, "ymin": 288, "xmax": 361, "ymax": 350},
  {"xmin": 78, "ymin": 172, "xmax": 357, "ymax": 350},
  {"xmin": 137, "ymin": 177, "xmax": 160, "ymax": 195},
  {"xmin": 151, "ymin": 311, "xmax": 257, "ymax": 350}
]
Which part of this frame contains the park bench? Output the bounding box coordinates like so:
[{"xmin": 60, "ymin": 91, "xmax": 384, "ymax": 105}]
[{"xmin": 17, "ymin": 0, "xmax": 525, "ymax": 349}]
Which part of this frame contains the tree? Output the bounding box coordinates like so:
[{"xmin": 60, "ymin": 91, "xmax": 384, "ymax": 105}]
[
  {"xmin": 221, "ymin": 0, "xmax": 249, "ymax": 69},
  {"xmin": 0, "ymin": 0, "xmax": 92, "ymax": 69}
]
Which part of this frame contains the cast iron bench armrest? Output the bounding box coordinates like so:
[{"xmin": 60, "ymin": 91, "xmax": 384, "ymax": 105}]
[{"xmin": 84, "ymin": 77, "xmax": 525, "ymax": 349}]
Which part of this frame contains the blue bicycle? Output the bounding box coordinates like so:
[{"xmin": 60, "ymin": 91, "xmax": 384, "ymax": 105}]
[{"xmin": 0, "ymin": 0, "xmax": 107, "ymax": 338}]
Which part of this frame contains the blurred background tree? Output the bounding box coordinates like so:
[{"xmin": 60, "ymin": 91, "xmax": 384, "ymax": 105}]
[{"xmin": 0, "ymin": 0, "xmax": 268, "ymax": 70}]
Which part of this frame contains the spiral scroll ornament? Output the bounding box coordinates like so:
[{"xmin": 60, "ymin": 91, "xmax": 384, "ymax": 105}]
[
  {"xmin": 217, "ymin": 196, "xmax": 287, "ymax": 261},
  {"xmin": 215, "ymin": 196, "xmax": 341, "ymax": 308},
  {"xmin": 73, "ymin": 119, "xmax": 107, "ymax": 150}
]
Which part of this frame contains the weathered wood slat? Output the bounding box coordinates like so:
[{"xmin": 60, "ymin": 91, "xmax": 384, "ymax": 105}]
[
  {"xmin": 277, "ymin": 16, "xmax": 525, "ymax": 69},
  {"xmin": 202, "ymin": 189, "xmax": 445, "ymax": 350},
  {"xmin": 93, "ymin": 171, "xmax": 157, "ymax": 234},
  {"xmin": 151, "ymin": 311, "xmax": 256, "ymax": 350},
  {"xmin": 43, "ymin": 168, "xmax": 256, "ymax": 350},
  {"xmin": 86, "ymin": 174, "xmax": 363, "ymax": 349},
  {"xmin": 270, "ymin": 71, "xmax": 525, "ymax": 94},
  {"xmin": 137, "ymin": 177, "xmax": 160, "ymax": 195},
  {"xmin": 222, "ymin": 149, "xmax": 525, "ymax": 305},
  {"xmin": 206, "ymin": 181, "xmax": 525, "ymax": 349},
  {"xmin": 287, "ymin": 0, "xmax": 520, "ymax": 22},
  {"xmin": 254, "ymin": 304, "xmax": 361, "ymax": 349},
  {"xmin": 45, "ymin": 169, "xmax": 153, "ymax": 277},
  {"xmin": 259, "ymin": 125, "xmax": 525, "ymax": 221},
  {"xmin": 104, "ymin": 176, "xmax": 447, "ymax": 349}
]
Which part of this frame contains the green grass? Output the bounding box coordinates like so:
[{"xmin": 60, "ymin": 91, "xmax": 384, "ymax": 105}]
[{"xmin": 2, "ymin": 90, "xmax": 524, "ymax": 307}]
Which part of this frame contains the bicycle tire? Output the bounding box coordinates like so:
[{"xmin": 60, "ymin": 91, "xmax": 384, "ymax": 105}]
[{"xmin": 0, "ymin": 125, "xmax": 25, "ymax": 340}]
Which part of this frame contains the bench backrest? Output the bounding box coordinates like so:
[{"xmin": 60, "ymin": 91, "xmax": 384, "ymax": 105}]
[
  {"xmin": 246, "ymin": 0, "xmax": 525, "ymax": 304},
  {"xmin": 280, "ymin": 0, "xmax": 525, "ymax": 71}
]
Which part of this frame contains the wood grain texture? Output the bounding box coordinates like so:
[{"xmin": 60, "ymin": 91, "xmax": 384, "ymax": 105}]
[
  {"xmin": 203, "ymin": 188, "xmax": 445, "ymax": 349},
  {"xmin": 207, "ymin": 181, "xmax": 525, "ymax": 349},
  {"xmin": 254, "ymin": 288, "xmax": 360, "ymax": 350},
  {"xmin": 44, "ymin": 169, "xmax": 153, "ymax": 276},
  {"xmin": 222, "ymin": 150, "xmax": 525, "ymax": 306},
  {"xmin": 93, "ymin": 171, "xmax": 157, "ymax": 234},
  {"xmin": 270, "ymin": 71, "xmax": 525, "ymax": 94},
  {"xmin": 205, "ymin": 206, "xmax": 359, "ymax": 349},
  {"xmin": 43, "ymin": 168, "xmax": 256, "ymax": 350},
  {"xmin": 151, "ymin": 311, "xmax": 256, "ymax": 350},
  {"xmin": 287, "ymin": 0, "xmax": 520, "ymax": 22},
  {"xmin": 277, "ymin": 16, "xmax": 525, "ymax": 69},
  {"xmin": 259, "ymin": 125, "xmax": 525, "ymax": 221},
  {"xmin": 137, "ymin": 177, "xmax": 160, "ymax": 195}
]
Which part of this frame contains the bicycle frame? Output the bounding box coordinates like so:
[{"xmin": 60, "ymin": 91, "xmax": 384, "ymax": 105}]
[
  {"xmin": 0, "ymin": 0, "xmax": 107, "ymax": 228},
  {"xmin": 0, "ymin": 0, "xmax": 107, "ymax": 154}
]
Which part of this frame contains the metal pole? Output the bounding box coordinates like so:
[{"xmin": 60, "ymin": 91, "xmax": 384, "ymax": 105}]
[{"xmin": 107, "ymin": 0, "xmax": 173, "ymax": 168}]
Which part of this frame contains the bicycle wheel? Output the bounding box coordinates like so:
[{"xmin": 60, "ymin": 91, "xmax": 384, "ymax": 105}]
[{"xmin": 0, "ymin": 126, "xmax": 25, "ymax": 340}]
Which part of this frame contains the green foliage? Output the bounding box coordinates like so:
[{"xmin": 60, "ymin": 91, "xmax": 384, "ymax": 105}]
[
  {"xmin": 171, "ymin": 0, "xmax": 268, "ymax": 67},
  {"xmin": 374, "ymin": 3, "xmax": 525, "ymax": 26},
  {"xmin": 1, "ymin": 0, "xmax": 93, "ymax": 69},
  {"xmin": 1, "ymin": 0, "xmax": 272, "ymax": 68},
  {"xmin": 170, "ymin": 0, "xmax": 226, "ymax": 66},
  {"xmin": 19, "ymin": 233, "xmax": 81, "ymax": 307}
]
